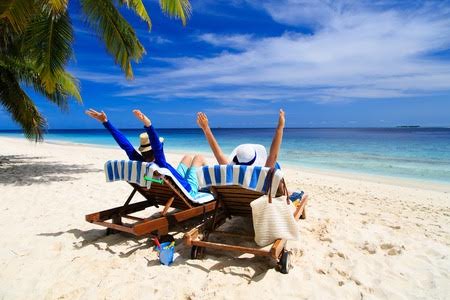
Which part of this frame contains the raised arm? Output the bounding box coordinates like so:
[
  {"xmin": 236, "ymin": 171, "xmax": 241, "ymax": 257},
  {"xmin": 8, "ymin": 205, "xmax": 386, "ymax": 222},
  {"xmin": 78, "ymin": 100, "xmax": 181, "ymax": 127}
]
[
  {"xmin": 85, "ymin": 109, "xmax": 142, "ymax": 161},
  {"xmin": 197, "ymin": 112, "xmax": 229, "ymax": 164},
  {"xmin": 132, "ymin": 109, "xmax": 166, "ymax": 165},
  {"xmin": 265, "ymin": 109, "xmax": 285, "ymax": 168}
]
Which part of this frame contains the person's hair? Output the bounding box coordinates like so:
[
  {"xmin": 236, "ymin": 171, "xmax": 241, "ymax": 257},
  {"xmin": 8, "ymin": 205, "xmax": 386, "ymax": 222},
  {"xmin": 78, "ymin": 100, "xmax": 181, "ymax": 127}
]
[{"xmin": 141, "ymin": 150, "xmax": 155, "ymax": 162}]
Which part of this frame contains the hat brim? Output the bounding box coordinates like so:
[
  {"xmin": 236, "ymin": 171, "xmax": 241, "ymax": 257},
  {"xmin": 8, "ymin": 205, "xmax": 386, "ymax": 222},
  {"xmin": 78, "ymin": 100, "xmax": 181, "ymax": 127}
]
[
  {"xmin": 139, "ymin": 137, "xmax": 164, "ymax": 152},
  {"xmin": 228, "ymin": 144, "xmax": 267, "ymax": 166}
]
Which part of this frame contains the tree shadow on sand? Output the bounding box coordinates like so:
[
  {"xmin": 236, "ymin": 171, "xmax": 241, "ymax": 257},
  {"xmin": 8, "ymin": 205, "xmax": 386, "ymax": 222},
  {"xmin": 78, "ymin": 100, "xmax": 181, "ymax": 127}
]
[
  {"xmin": 39, "ymin": 227, "xmax": 156, "ymax": 256},
  {"xmin": 0, "ymin": 155, "xmax": 102, "ymax": 185}
]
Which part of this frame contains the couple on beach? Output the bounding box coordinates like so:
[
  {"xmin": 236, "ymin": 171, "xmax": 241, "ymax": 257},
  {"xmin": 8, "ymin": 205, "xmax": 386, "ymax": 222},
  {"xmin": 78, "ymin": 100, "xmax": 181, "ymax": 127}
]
[{"xmin": 86, "ymin": 109, "xmax": 285, "ymax": 197}]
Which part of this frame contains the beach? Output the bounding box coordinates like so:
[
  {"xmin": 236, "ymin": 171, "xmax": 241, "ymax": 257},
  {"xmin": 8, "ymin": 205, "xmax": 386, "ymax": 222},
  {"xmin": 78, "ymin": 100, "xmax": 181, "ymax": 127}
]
[{"xmin": 0, "ymin": 136, "xmax": 449, "ymax": 299}]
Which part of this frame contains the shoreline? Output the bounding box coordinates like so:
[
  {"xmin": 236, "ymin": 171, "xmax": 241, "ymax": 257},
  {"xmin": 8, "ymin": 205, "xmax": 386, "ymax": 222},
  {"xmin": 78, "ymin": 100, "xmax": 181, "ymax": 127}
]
[{"xmin": 1, "ymin": 136, "xmax": 449, "ymax": 193}]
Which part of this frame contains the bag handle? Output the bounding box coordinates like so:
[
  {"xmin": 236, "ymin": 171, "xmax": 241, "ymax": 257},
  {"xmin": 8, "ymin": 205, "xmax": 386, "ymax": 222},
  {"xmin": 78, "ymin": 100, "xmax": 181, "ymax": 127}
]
[{"xmin": 266, "ymin": 168, "xmax": 290, "ymax": 205}]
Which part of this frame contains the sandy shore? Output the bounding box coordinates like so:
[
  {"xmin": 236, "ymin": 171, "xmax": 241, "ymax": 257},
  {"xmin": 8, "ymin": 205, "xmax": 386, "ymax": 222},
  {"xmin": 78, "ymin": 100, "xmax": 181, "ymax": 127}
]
[{"xmin": 0, "ymin": 137, "xmax": 449, "ymax": 299}]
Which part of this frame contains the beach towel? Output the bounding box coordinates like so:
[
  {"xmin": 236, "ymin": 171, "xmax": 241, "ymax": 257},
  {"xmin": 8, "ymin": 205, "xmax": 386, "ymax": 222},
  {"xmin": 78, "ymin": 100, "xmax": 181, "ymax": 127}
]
[
  {"xmin": 104, "ymin": 160, "xmax": 214, "ymax": 204},
  {"xmin": 196, "ymin": 165, "xmax": 283, "ymax": 197}
]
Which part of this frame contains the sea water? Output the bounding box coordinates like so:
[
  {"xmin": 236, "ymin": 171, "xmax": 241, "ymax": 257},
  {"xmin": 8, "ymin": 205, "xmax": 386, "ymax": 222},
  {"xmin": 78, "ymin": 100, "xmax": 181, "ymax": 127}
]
[{"xmin": 1, "ymin": 128, "xmax": 449, "ymax": 183}]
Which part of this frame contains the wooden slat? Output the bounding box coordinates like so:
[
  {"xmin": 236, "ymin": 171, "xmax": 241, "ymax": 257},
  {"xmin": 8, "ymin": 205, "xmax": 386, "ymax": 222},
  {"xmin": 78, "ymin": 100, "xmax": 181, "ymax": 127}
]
[
  {"xmin": 270, "ymin": 239, "xmax": 286, "ymax": 259},
  {"xmin": 121, "ymin": 215, "xmax": 144, "ymax": 222},
  {"xmin": 140, "ymin": 190, "xmax": 173, "ymax": 197},
  {"xmin": 93, "ymin": 221, "xmax": 135, "ymax": 234},
  {"xmin": 294, "ymin": 195, "xmax": 308, "ymax": 220},
  {"xmin": 171, "ymin": 201, "xmax": 216, "ymax": 222},
  {"xmin": 212, "ymin": 231, "xmax": 254, "ymax": 239},
  {"xmin": 133, "ymin": 217, "xmax": 169, "ymax": 236},
  {"xmin": 212, "ymin": 187, "xmax": 262, "ymax": 196},
  {"xmin": 220, "ymin": 199, "xmax": 256, "ymax": 206},
  {"xmin": 184, "ymin": 228, "xmax": 199, "ymax": 246},
  {"xmin": 86, "ymin": 200, "xmax": 151, "ymax": 222},
  {"xmin": 140, "ymin": 192, "xmax": 174, "ymax": 201},
  {"xmin": 163, "ymin": 179, "xmax": 193, "ymax": 209},
  {"xmin": 137, "ymin": 189, "xmax": 191, "ymax": 210},
  {"xmin": 172, "ymin": 199, "xmax": 191, "ymax": 210},
  {"xmin": 191, "ymin": 240, "xmax": 271, "ymax": 257}
]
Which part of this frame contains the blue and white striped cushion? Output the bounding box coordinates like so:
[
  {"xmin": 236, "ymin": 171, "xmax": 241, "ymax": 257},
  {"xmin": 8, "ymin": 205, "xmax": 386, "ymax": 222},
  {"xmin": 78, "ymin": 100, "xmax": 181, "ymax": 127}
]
[
  {"xmin": 197, "ymin": 165, "xmax": 283, "ymax": 197},
  {"xmin": 104, "ymin": 160, "xmax": 214, "ymax": 204}
]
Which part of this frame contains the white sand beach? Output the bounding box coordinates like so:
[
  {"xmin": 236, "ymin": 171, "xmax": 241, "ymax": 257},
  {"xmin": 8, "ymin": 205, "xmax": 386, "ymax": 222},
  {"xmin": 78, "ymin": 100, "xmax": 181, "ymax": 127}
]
[{"xmin": 0, "ymin": 136, "xmax": 449, "ymax": 299}]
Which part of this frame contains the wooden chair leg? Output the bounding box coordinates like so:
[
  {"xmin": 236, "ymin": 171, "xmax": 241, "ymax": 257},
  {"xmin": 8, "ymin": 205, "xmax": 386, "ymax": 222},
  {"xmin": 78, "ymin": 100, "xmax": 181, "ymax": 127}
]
[
  {"xmin": 112, "ymin": 214, "xmax": 123, "ymax": 225},
  {"xmin": 161, "ymin": 196, "xmax": 174, "ymax": 216}
]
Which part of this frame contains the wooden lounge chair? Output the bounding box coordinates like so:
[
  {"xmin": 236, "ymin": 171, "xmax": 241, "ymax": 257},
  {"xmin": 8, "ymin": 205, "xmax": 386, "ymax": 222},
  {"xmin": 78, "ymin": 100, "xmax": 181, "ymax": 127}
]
[
  {"xmin": 85, "ymin": 160, "xmax": 216, "ymax": 236},
  {"xmin": 184, "ymin": 165, "xmax": 308, "ymax": 274}
]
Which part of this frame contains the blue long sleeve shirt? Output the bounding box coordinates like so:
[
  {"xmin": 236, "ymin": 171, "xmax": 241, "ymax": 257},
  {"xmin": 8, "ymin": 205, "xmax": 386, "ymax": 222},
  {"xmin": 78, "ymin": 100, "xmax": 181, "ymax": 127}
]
[{"xmin": 103, "ymin": 121, "xmax": 192, "ymax": 192}]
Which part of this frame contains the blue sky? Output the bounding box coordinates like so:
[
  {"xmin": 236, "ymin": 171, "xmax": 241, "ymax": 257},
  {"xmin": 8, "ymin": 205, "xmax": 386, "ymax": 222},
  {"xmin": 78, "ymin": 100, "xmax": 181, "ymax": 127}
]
[{"xmin": 1, "ymin": 0, "xmax": 450, "ymax": 129}]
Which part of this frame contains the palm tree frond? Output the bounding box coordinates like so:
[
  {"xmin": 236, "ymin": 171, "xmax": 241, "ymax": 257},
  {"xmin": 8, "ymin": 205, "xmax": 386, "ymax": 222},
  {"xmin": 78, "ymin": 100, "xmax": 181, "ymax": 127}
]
[
  {"xmin": 25, "ymin": 10, "xmax": 73, "ymax": 93},
  {"xmin": 41, "ymin": 0, "xmax": 69, "ymax": 14},
  {"xmin": 0, "ymin": 56, "xmax": 81, "ymax": 111},
  {"xmin": 56, "ymin": 71, "xmax": 82, "ymax": 103},
  {"xmin": 126, "ymin": 0, "xmax": 152, "ymax": 30},
  {"xmin": 0, "ymin": 0, "xmax": 36, "ymax": 33},
  {"xmin": 0, "ymin": 67, "xmax": 46, "ymax": 141},
  {"xmin": 159, "ymin": 0, "xmax": 192, "ymax": 26},
  {"xmin": 81, "ymin": 0, "xmax": 145, "ymax": 79}
]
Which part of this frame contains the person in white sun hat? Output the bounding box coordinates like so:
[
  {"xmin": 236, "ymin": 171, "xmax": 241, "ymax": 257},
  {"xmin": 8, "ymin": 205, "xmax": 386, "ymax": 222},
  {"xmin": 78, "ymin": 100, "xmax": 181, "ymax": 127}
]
[
  {"xmin": 86, "ymin": 108, "xmax": 205, "ymax": 197},
  {"xmin": 197, "ymin": 109, "xmax": 285, "ymax": 169}
]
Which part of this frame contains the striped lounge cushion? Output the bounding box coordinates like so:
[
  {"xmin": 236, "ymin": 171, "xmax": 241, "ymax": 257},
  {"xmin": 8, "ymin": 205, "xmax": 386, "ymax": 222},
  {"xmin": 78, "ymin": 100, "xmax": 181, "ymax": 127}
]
[
  {"xmin": 197, "ymin": 165, "xmax": 284, "ymax": 197},
  {"xmin": 104, "ymin": 160, "xmax": 214, "ymax": 204}
]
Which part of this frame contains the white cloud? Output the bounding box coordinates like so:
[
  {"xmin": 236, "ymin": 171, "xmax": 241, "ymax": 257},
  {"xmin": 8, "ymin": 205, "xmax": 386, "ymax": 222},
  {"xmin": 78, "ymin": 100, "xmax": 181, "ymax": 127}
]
[
  {"xmin": 198, "ymin": 33, "xmax": 254, "ymax": 50},
  {"xmin": 147, "ymin": 35, "xmax": 172, "ymax": 44},
  {"xmin": 74, "ymin": 1, "xmax": 450, "ymax": 107},
  {"xmin": 71, "ymin": 70, "xmax": 125, "ymax": 84}
]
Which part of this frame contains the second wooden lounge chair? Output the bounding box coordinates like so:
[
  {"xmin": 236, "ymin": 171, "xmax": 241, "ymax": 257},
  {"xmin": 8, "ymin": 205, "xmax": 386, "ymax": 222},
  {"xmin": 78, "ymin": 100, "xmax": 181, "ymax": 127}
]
[
  {"xmin": 184, "ymin": 165, "xmax": 308, "ymax": 274},
  {"xmin": 85, "ymin": 160, "xmax": 216, "ymax": 236}
]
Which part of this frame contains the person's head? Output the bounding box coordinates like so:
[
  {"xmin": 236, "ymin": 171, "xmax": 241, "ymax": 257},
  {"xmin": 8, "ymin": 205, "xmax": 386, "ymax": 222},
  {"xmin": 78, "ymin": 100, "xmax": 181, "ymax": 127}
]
[
  {"xmin": 141, "ymin": 149, "xmax": 155, "ymax": 162},
  {"xmin": 138, "ymin": 133, "xmax": 164, "ymax": 162},
  {"xmin": 229, "ymin": 144, "xmax": 267, "ymax": 166}
]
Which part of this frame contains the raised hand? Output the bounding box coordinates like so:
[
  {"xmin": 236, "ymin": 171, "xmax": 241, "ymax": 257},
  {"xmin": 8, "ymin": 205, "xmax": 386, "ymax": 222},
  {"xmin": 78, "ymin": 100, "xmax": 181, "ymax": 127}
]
[
  {"xmin": 133, "ymin": 109, "xmax": 151, "ymax": 127},
  {"xmin": 197, "ymin": 112, "xmax": 209, "ymax": 131},
  {"xmin": 277, "ymin": 109, "xmax": 285, "ymax": 129},
  {"xmin": 85, "ymin": 109, "xmax": 107, "ymax": 123}
]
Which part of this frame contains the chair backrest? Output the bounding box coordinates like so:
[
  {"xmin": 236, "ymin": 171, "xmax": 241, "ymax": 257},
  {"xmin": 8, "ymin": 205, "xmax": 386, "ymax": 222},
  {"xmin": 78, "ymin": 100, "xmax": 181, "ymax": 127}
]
[
  {"xmin": 212, "ymin": 185, "xmax": 264, "ymax": 216},
  {"xmin": 104, "ymin": 160, "xmax": 214, "ymax": 208},
  {"xmin": 129, "ymin": 178, "xmax": 192, "ymax": 210},
  {"xmin": 197, "ymin": 165, "xmax": 285, "ymax": 216}
]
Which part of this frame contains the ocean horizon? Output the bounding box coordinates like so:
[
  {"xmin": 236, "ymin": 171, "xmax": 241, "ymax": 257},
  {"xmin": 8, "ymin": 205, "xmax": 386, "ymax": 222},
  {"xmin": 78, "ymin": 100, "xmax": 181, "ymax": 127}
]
[{"xmin": 1, "ymin": 127, "xmax": 450, "ymax": 184}]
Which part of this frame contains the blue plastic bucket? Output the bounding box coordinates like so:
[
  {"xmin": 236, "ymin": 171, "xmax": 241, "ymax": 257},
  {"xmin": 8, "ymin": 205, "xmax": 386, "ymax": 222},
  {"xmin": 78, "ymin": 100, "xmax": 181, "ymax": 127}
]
[{"xmin": 156, "ymin": 242, "xmax": 175, "ymax": 266}]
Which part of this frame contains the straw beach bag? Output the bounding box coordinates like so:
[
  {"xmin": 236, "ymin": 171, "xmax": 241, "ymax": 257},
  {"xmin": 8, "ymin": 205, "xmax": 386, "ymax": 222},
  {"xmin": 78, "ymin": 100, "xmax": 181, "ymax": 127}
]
[{"xmin": 250, "ymin": 169, "xmax": 300, "ymax": 247}]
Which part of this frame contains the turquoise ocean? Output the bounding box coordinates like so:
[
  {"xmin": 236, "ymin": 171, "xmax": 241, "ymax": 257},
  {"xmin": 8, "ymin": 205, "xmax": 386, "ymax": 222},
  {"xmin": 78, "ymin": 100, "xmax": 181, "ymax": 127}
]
[{"xmin": 1, "ymin": 128, "xmax": 449, "ymax": 184}]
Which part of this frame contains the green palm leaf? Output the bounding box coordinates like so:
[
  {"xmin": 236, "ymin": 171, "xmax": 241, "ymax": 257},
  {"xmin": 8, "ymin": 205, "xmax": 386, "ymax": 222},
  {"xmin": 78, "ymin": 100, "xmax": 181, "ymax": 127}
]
[
  {"xmin": 27, "ymin": 70, "xmax": 81, "ymax": 111},
  {"xmin": 54, "ymin": 70, "xmax": 82, "ymax": 103},
  {"xmin": 44, "ymin": 0, "xmax": 69, "ymax": 14},
  {"xmin": 1, "ymin": 54, "xmax": 81, "ymax": 112},
  {"xmin": 159, "ymin": 0, "xmax": 192, "ymax": 26},
  {"xmin": 25, "ymin": 10, "xmax": 73, "ymax": 93},
  {"xmin": 0, "ymin": 0, "xmax": 36, "ymax": 33},
  {"xmin": 81, "ymin": 0, "xmax": 145, "ymax": 79},
  {"xmin": 0, "ymin": 67, "xmax": 46, "ymax": 141},
  {"xmin": 120, "ymin": 0, "xmax": 152, "ymax": 30}
]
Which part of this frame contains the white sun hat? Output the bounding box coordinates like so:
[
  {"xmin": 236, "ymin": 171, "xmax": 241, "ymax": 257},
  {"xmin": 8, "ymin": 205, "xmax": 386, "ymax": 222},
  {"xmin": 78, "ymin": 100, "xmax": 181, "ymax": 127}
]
[
  {"xmin": 138, "ymin": 132, "xmax": 164, "ymax": 152},
  {"xmin": 228, "ymin": 144, "xmax": 267, "ymax": 166}
]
